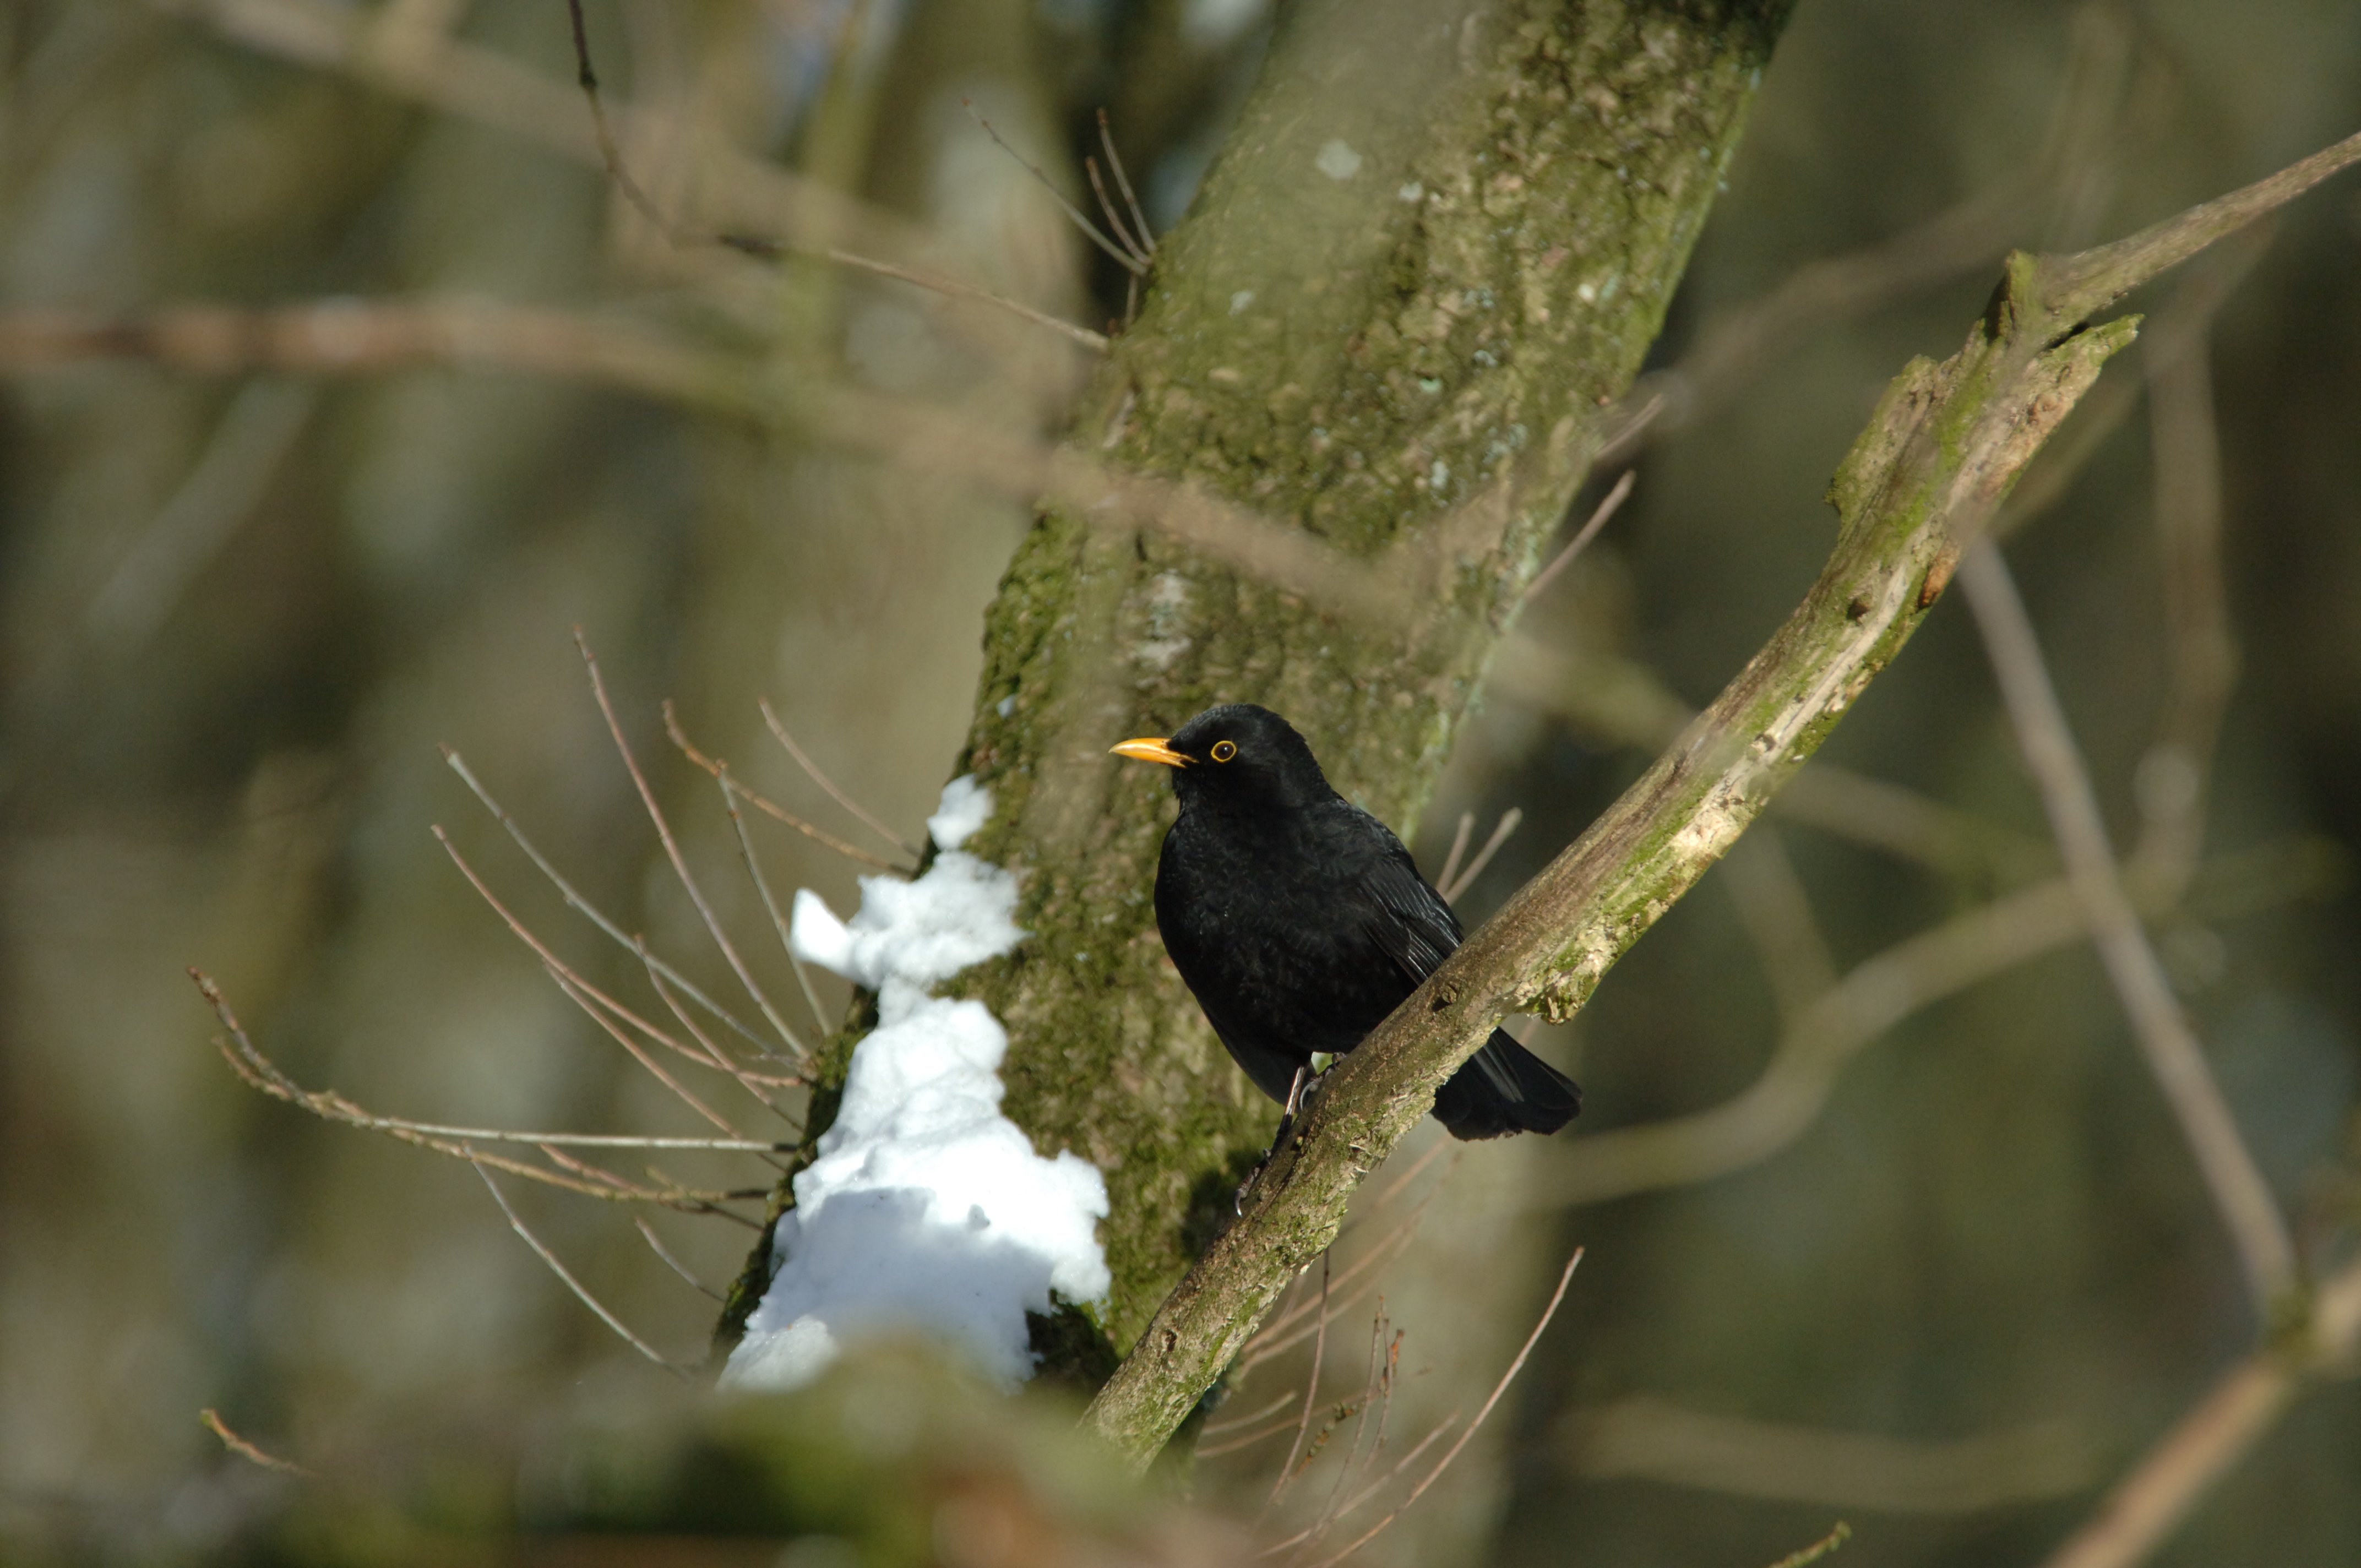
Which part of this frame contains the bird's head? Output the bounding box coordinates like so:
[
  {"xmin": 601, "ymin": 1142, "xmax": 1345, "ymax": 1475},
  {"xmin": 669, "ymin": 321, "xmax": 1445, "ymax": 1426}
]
[{"xmin": 1109, "ymin": 703, "xmax": 1334, "ymax": 814}]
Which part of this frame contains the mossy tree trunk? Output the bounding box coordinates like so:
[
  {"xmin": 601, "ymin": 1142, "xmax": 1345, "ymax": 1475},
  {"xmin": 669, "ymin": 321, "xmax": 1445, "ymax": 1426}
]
[{"xmin": 723, "ymin": 0, "xmax": 1798, "ymax": 1359}]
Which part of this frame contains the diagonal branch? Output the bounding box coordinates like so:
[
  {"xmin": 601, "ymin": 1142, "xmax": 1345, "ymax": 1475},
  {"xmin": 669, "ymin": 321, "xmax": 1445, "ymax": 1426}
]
[
  {"xmin": 1957, "ymin": 541, "xmax": 2294, "ymax": 1314},
  {"xmin": 1079, "ymin": 128, "xmax": 2361, "ymax": 1468}
]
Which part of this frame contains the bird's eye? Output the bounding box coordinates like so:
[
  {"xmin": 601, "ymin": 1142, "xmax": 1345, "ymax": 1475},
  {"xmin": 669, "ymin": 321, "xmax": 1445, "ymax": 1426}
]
[{"xmin": 1210, "ymin": 740, "xmax": 1237, "ymax": 762}]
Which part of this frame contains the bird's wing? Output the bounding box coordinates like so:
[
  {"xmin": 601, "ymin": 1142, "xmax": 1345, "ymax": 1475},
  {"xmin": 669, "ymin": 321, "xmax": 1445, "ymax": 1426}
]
[{"xmin": 1357, "ymin": 846, "xmax": 1467, "ymax": 988}]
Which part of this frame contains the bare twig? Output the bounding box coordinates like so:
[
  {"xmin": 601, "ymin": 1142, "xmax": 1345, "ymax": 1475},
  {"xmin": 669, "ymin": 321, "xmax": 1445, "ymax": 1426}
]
[
  {"xmin": 961, "ymin": 98, "xmax": 1147, "ymax": 277},
  {"xmin": 200, "ymin": 1409, "xmax": 310, "ymax": 1478},
  {"xmin": 1958, "ymin": 542, "xmax": 2294, "ymax": 1316},
  {"xmin": 544, "ymin": 964, "xmax": 750, "ymax": 1139},
  {"xmin": 1098, "ymin": 108, "xmax": 1156, "ymax": 259},
  {"xmin": 564, "ymin": 0, "xmax": 1111, "ymax": 352},
  {"xmin": 1086, "ymin": 156, "xmax": 1150, "ymax": 268},
  {"xmin": 1198, "ymin": 1412, "xmax": 1325, "ymax": 1460},
  {"xmin": 1289, "ymin": 1305, "xmax": 1393, "ymax": 1561},
  {"xmin": 2126, "ymin": 244, "xmax": 2268, "ymax": 895},
  {"xmin": 164, "ymin": 0, "xmax": 1108, "ymax": 353},
  {"xmin": 194, "ymin": 970, "xmax": 754, "ymax": 1210},
  {"xmin": 1593, "ymin": 178, "xmax": 2029, "ymax": 464},
  {"xmin": 1434, "ymin": 813, "xmax": 1476, "ymax": 898},
  {"xmin": 1260, "ymin": 1409, "xmax": 1461, "ymax": 1553},
  {"xmin": 471, "ymin": 1155, "xmax": 693, "ymax": 1378},
  {"xmin": 1241, "ymin": 1246, "xmax": 1416, "ymax": 1372},
  {"xmin": 635, "ymin": 1216, "xmax": 725, "ymax": 1301},
  {"xmin": 83, "ymin": 379, "xmax": 319, "ymax": 654},
  {"xmin": 161, "ymin": 0, "xmax": 884, "ymax": 252},
  {"xmin": 757, "ymin": 699, "xmax": 923, "ymax": 857},
  {"xmin": 2039, "ymin": 127, "xmax": 2361, "ymax": 323},
  {"xmin": 1490, "ymin": 635, "xmax": 2057, "ymax": 885},
  {"xmin": 710, "ymin": 762, "xmax": 836, "ymax": 1037},
  {"xmin": 1439, "ymin": 809, "xmax": 1522, "ymax": 906},
  {"xmin": 629, "ymin": 938, "xmax": 803, "ymax": 1130},
  {"xmin": 1520, "ymin": 469, "xmax": 1636, "ymax": 608},
  {"xmin": 1301, "ymin": 1248, "xmax": 1582, "ymax": 1567},
  {"xmin": 1245, "ymin": 1173, "xmax": 1448, "ymax": 1366},
  {"xmin": 1200, "ymin": 1390, "xmax": 1305, "ymax": 1439},
  {"xmin": 562, "ymin": 0, "xmax": 672, "ymax": 244},
  {"xmin": 428, "ymin": 821, "xmax": 793, "ymax": 1084},
  {"xmin": 442, "ymin": 747, "xmax": 795, "ymax": 1057},
  {"xmin": 728, "ymin": 236, "xmax": 1111, "ymax": 352},
  {"xmin": 662, "ymin": 705, "xmax": 909, "ymax": 873},
  {"xmin": 1345, "ymin": 1330, "xmax": 1404, "ymax": 1525},
  {"xmin": 1364, "ymin": 1136, "xmax": 1454, "ymax": 1216},
  {"xmin": 189, "ymin": 971, "xmax": 782, "ymax": 1150},
  {"xmin": 1563, "ymin": 1396, "xmax": 2100, "ymax": 1511},
  {"xmin": 576, "ymin": 631, "xmax": 808, "ymax": 1062},
  {"xmin": 1595, "ymin": 5, "xmax": 2164, "ymax": 464},
  {"xmin": 1266, "ymin": 1254, "xmax": 1332, "ymax": 1508}
]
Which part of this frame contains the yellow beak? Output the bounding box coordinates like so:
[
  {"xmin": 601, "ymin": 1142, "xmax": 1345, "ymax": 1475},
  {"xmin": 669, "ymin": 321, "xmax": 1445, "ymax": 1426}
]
[{"xmin": 1109, "ymin": 736, "xmax": 1191, "ymax": 767}]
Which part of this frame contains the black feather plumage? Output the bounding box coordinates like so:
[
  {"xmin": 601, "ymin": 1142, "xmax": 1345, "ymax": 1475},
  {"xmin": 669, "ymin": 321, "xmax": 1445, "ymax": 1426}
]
[{"xmin": 1117, "ymin": 703, "xmax": 1581, "ymax": 1141}]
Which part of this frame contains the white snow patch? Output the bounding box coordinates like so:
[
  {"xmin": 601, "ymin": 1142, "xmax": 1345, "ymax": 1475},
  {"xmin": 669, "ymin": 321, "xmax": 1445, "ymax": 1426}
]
[
  {"xmin": 1182, "ymin": 0, "xmax": 1266, "ymax": 47},
  {"xmin": 926, "ymin": 773, "xmax": 993, "ymax": 853},
  {"xmin": 1315, "ymin": 139, "xmax": 1363, "ymax": 181},
  {"xmin": 725, "ymin": 778, "xmax": 1109, "ymax": 1393}
]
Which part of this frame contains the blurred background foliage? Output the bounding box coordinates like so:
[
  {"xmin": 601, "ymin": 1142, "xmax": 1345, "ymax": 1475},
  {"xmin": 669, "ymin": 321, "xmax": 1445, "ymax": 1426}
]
[{"xmin": 1, "ymin": 0, "xmax": 2357, "ymax": 1564}]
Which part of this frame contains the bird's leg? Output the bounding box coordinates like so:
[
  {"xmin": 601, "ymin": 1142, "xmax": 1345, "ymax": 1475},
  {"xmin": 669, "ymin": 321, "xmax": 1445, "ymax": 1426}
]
[
  {"xmin": 1276, "ymin": 1061, "xmax": 1312, "ymax": 1138},
  {"xmin": 1235, "ymin": 1064, "xmax": 1314, "ymax": 1212}
]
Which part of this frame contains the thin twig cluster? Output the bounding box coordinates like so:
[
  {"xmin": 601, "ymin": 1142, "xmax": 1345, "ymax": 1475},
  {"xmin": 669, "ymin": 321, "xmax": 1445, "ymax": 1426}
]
[{"xmin": 196, "ymin": 631, "xmax": 917, "ymax": 1373}]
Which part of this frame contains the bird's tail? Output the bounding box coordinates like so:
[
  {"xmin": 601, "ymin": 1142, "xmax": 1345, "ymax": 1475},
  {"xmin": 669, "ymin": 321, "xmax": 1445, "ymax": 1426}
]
[{"xmin": 1431, "ymin": 1029, "xmax": 1582, "ymax": 1140}]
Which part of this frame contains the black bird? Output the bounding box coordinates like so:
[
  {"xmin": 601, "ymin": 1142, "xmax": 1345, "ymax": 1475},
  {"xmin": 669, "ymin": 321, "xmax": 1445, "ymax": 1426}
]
[{"xmin": 1113, "ymin": 703, "xmax": 1581, "ymax": 1144}]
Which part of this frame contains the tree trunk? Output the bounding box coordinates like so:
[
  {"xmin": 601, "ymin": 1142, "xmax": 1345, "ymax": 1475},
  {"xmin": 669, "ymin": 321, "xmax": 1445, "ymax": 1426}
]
[{"xmin": 723, "ymin": 0, "xmax": 1797, "ymax": 1360}]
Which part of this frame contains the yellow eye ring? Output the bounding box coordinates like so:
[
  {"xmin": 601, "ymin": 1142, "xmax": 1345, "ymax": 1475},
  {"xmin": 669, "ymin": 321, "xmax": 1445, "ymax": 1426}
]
[{"xmin": 1210, "ymin": 740, "xmax": 1237, "ymax": 762}]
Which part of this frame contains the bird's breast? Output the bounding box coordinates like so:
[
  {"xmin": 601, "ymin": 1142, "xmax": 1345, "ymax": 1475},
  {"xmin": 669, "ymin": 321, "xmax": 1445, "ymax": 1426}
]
[{"xmin": 1152, "ymin": 810, "xmax": 1408, "ymax": 1052}]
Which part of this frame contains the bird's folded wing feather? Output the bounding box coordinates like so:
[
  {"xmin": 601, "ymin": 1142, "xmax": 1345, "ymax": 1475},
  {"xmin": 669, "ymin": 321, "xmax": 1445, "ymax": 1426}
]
[{"xmin": 1357, "ymin": 851, "xmax": 1466, "ymax": 987}]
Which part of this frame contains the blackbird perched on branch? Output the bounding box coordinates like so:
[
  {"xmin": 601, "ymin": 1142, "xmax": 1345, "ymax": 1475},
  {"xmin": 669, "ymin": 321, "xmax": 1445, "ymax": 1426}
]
[{"xmin": 1113, "ymin": 704, "xmax": 1581, "ymax": 1148}]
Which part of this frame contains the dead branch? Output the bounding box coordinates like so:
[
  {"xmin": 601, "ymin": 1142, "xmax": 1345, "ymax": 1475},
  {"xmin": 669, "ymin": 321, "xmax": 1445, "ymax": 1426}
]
[
  {"xmin": 471, "ymin": 1156, "xmax": 693, "ymax": 1378},
  {"xmin": 1298, "ymin": 1249, "xmax": 1581, "ymax": 1567},
  {"xmin": 1519, "ymin": 469, "xmax": 1636, "ymax": 608},
  {"xmin": 662, "ymin": 705, "xmax": 910, "ymax": 874},
  {"xmin": 575, "ymin": 631, "xmax": 809, "ymax": 1066},
  {"xmin": 428, "ymin": 818, "xmax": 792, "ymax": 1082},
  {"xmin": 1960, "ymin": 542, "xmax": 2294, "ymax": 1314},
  {"xmin": 193, "ymin": 970, "xmax": 761, "ymax": 1210},
  {"xmin": 758, "ymin": 700, "xmax": 923, "ymax": 858}
]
